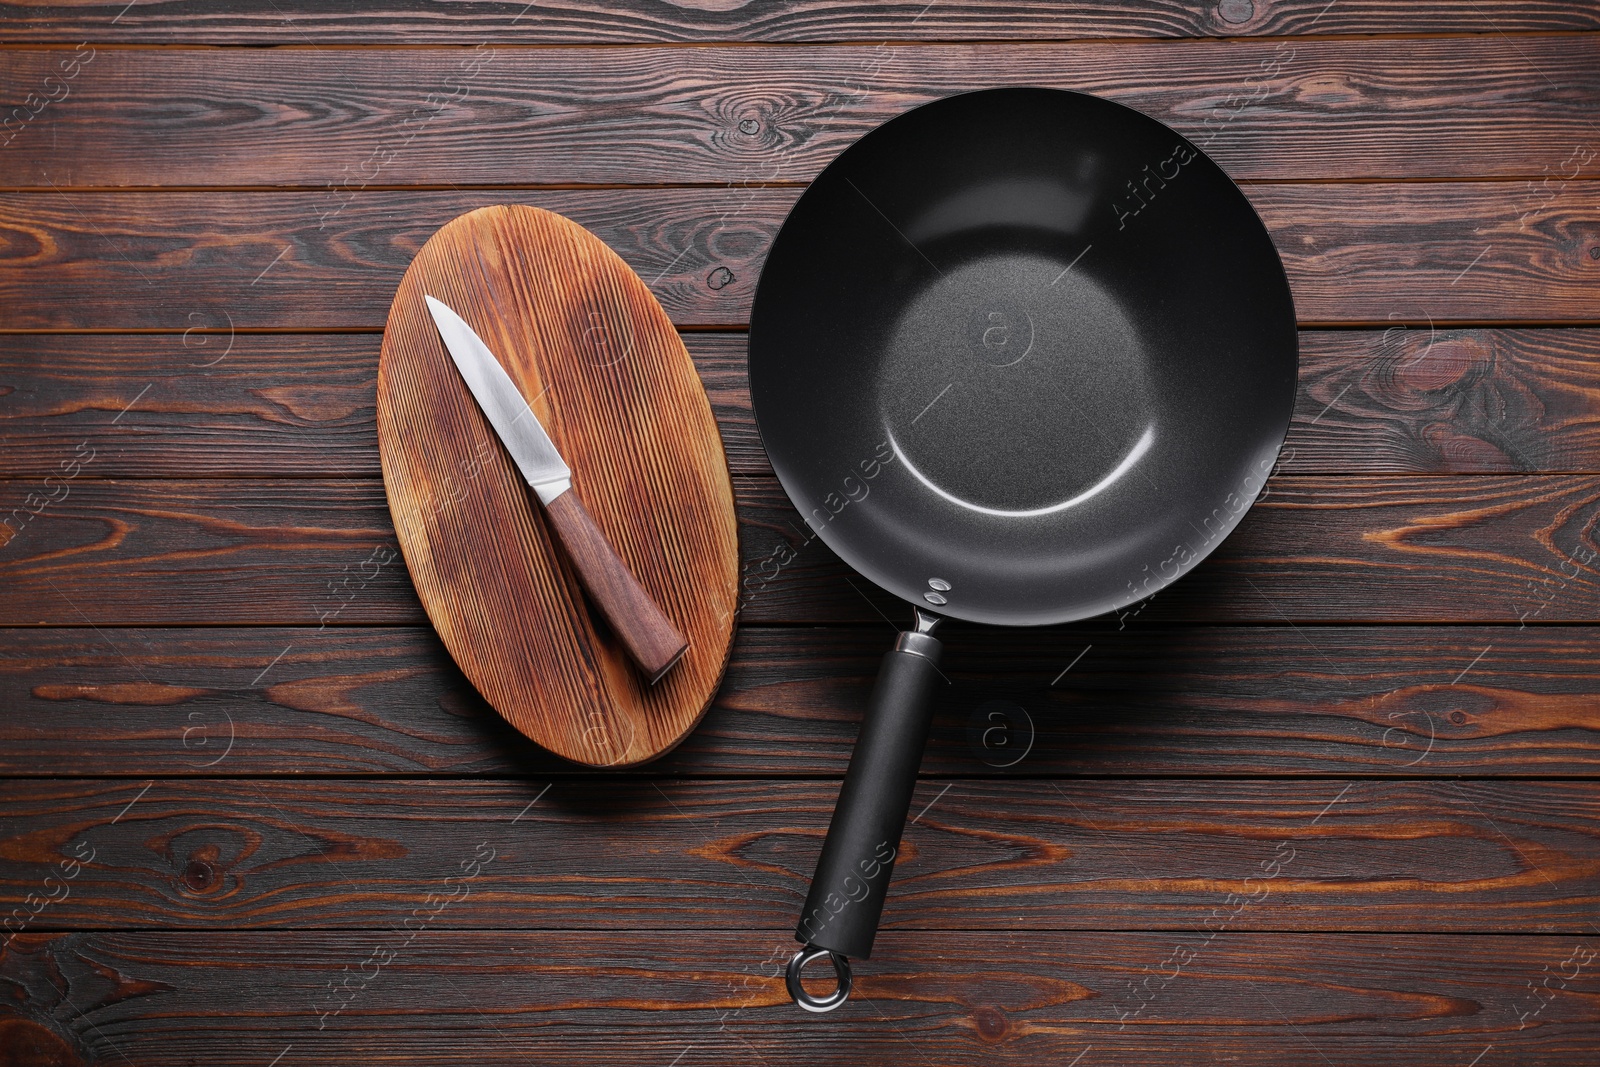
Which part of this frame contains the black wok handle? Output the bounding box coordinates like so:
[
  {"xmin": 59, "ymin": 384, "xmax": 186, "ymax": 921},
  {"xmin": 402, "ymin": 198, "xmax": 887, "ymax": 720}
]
[{"xmin": 787, "ymin": 610, "xmax": 943, "ymax": 1011}]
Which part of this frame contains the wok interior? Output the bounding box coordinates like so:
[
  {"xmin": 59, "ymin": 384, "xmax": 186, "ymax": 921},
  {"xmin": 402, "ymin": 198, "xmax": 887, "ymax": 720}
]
[{"xmin": 749, "ymin": 88, "xmax": 1296, "ymax": 626}]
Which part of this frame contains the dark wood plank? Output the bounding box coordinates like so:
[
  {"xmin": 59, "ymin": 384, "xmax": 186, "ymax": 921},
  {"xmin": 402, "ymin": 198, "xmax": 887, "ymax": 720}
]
[
  {"xmin": 5, "ymin": 475, "xmax": 1599, "ymax": 625},
  {"xmin": 1270, "ymin": 180, "xmax": 1600, "ymax": 326},
  {"xmin": 0, "ymin": 478, "xmax": 423, "ymax": 626},
  {"xmin": 0, "ymin": 332, "xmax": 753, "ymax": 480},
  {"xmin": 1, "ymin": 183, "xmax": 1595, "ymax": 331},
  {"xmin": 4, "ymin": 38, "xmax": 1598, "ymax": 187},
  {"xmin": 1, "ymin": 778, "xmax": 1595, "ymax": 932},
  {"xmin": 1, "ymin": 931, "xmax": 1595, "ymax": 1063},
  {"xmin": 733, "ymin": 473, "xmax": 1600, "ymax": 626},
  {"xmin": 1291, "ymin": 328, "xmax": 1600, "ymax": 474},
  {"xmin": 0, "ymin": 333, "xmax": 386, "ymax": 480},
  {"xmin": 5, "ymin": 0, "xmax": 1599, "ymax": 43},
  {"xmin": 0, "ymin": 189, "xmax": 761, "ymax": 330},
  {"xmin": 5, "ymin": 624, "xmax": 1600, "ymax": 778},
  {"xmin": 7, "ymin": 328, "xmax": 1600, "ymax": 479}
]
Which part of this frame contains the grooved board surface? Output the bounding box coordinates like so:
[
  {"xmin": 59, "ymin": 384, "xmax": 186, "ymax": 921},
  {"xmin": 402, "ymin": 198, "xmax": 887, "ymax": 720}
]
[{"xmin": 376, "ymin": 205, "xmax": 737, "ymax": 765}]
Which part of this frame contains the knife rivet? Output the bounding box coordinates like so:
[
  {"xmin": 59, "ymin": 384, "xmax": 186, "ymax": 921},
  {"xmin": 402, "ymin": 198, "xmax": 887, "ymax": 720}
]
[{"xmin": 707, "ymin": 266, "xmax": 736, "ymax": 290}]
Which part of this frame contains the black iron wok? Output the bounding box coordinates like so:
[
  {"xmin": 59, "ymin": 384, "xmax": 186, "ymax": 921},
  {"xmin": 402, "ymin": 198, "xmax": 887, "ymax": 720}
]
[{"xmin": 747, "ymin": 87, "xmax": 1297, "ymax": 1011}]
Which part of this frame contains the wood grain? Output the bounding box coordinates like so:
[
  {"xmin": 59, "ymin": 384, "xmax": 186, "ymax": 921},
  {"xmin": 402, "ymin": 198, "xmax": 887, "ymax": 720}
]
[
  {"xmin": 1, "ymin": 931, "xmax": 1595, "ymax": 1064},
  {"xmin": 5, "ymin": 474, "xmax": 1600, "ymax": 625},
  {"xmin": 377, "ymin": 205, "xmax": 735, "ymax": 764},
  {"xmin": 5, "ymin": 0, "xmax": 1598, "ymax": 43},
  {"xmin": 0, "ymin": 182, "xmax": 1595, "ymax": 330},
  {"xmin": 8, "ymin": 329, "xmax": 1600, "ymax": 480},
  {"xmin": 0, "ymin": 331, "xmax": 750, "ymax": 480},
  {"xmin": 4, "ymin": 624, "xmax": 1600, "ymax": 778},
  {"xmin": 4, "ymin": 39, "xmax": 1599, "ymax": 188},
  {"xmin": 1270, "ymin": 181, "xmax": 1600, "ymax": 326},
  {"xmin": 0, "ymin": 478, "xmax": 423, "ymax": 626},
  {"xmin": 733, "ymin": 474, "xmax": 1600, "ymax": 625},
  {"xmin": 0, "ymin": 5, "xmax": 1595, "ymax": 1052},
  {"xmin": 1, "ymin": 778, "xmax": 1595, "ymax": 931},
  {"xmin": 0, "ymin": 189, "xmax": 764, "ymax": 330},
  {"xmin": 1290, "ymin": 328, "xmax": 1600, "ymax": 474}
]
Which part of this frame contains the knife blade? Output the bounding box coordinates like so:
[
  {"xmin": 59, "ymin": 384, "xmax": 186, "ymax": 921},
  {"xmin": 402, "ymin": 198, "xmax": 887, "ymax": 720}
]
[
  {"xmin": 423, "ymin": 294, "xmax": 688, "ymax": 684},
  {"xmin": 425, "ymin": 296, "xmax": 572, "ymax": 506}
]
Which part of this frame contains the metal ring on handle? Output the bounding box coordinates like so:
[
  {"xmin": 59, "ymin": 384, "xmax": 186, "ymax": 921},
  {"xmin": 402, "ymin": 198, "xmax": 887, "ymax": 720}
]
[{"xmin": 785, "ymin": 945, "xmax": 853, "ymax": 1012}]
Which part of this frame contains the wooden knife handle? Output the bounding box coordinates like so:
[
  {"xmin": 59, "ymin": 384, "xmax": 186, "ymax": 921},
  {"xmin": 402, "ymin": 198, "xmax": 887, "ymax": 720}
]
[{"xmin": 543, "ymin": 489, "xmax": 689, "ymax": 683}]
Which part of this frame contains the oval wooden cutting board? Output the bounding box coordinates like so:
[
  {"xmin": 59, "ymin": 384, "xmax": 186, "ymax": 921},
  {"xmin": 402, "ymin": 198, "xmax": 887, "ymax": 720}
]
[{"xmin": 376, "ymin": 205, "xmax": 738, "ymax": 766}]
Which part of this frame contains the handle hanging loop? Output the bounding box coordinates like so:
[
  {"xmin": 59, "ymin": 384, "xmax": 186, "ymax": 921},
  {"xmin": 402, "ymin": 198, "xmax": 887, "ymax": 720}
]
[{"xmin": 786, "ymin": 945, "xmax": 853, "ymax": 1012}]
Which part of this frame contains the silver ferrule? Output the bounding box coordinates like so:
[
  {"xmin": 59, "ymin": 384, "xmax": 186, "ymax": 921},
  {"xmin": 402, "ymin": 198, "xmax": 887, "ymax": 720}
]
[
  {"xmin": 895, "ymin": 608, "xmax": 944, "ymax": 663},
  {"xmin": 531, "ymin": 476, "xmax": 572, "ymax": 506}
]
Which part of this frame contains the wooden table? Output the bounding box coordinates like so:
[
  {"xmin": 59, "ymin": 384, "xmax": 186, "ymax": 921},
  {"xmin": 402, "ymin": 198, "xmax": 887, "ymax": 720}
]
[{"xmin": 3, "ymin": 3, "xmax": 1599, "ymax": 1063}]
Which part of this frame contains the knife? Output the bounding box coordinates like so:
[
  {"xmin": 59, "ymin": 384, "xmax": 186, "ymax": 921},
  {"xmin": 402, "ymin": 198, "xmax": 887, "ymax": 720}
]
[{"xmin": 424, "ymin": 294, "xmax": 689, "ymax": 684}]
